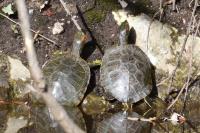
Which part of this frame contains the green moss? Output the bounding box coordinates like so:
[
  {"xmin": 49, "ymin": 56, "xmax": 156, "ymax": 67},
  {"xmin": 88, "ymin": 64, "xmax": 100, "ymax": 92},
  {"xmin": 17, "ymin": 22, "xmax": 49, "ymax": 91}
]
[
  {"xmin": 85, "ymin": 0, "xmax": 120, "ymax": 25},
  {"xmin": 97, "ymin": 0, "xmax": 120, "ymax": 10},
  {"xmin": 85, "ymin": 9, "xmax": 106, "ymax": 24}
]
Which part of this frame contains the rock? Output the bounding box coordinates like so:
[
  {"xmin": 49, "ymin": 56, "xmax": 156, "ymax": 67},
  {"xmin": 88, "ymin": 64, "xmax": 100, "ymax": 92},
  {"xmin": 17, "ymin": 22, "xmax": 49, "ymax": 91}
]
[
  {"xmin": 8, "ymin": 56, "xmax": 30, "ymax": 81},
  {"xmin": 52, "ymin": 22, "xmax": 65, "ymax": 35},
  {"xmin": 112, "ymin": 10, "xmax": 200, "ymax": 98},
  {"xmin": 5, "ymin": 117, "xmax": 27, "ymax": 133},
  {"xmin": 0, "ymin": 54, "xmax": 31, "ymax": 100},
  {"xmin": 118, "ymin": 0, "xmax": 128, "ymax": 8}
]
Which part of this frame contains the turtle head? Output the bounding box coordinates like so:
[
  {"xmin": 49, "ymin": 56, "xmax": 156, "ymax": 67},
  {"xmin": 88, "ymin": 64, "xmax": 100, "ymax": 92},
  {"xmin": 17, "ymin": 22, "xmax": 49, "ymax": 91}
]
[
  {"xmin": 119, "ymin": 21, "xmax": 129, "ymax": 46},
  {"xmin": 119, "ymin": 21, "xmax": 136, "ymax": 46},
  {"xmin": 72, "ymin": 31, "xmax": 88, "ymax": 56}
]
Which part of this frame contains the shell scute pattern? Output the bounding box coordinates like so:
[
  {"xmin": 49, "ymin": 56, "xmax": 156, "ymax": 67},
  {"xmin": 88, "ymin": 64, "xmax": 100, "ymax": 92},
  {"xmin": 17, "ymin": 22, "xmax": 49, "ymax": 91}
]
[
  {"xmin": 100, "ymin": 45, "xmax": 152, "ymax": 103},
  {"xmin": 43, "ymin": 54, "xmax": 90, "ymax": 106}
]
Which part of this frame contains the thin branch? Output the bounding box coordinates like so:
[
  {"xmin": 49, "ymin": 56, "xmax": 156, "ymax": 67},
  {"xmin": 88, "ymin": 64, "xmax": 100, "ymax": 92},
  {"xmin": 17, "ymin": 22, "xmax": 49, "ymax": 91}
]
[
  {"xmin": 59, "ymin": 0, "xmax": 82, "ymax": 31},
  {"xmin": 167, "ymin": 0, "xmax": 198, "ymax": 94},
  {"xmin": 15, "ymin": 0, "xmax": 85, "ymax": 133},
  {"xmin": 157, "ymin": 76, "xmax": 170, "ymax": 86},
  {"xmin": 146, "ymin": 0, "xmax": 165, "ymax": 54},
  {"xmin": 16, "ymin": 0, "xmax": 45, "ymax": 89},
  {"xmin": 167, "ymin": 83, "xmax": 187, "ymax": 110},
  {"xmin": 182, "ymin": 38, "xmax": 194, "ymax": 109},
  {"xmin": 128, "ymin": 117, "xmax": 157, "ymax": 124},
  {"xmin": 0, "ymin": 12, "xmax": 56, "ymax": 45},
  {"xmin": 172, "ymin": 0, "xmax": 176, "ymax": 11},
  {"xmin": 182, "ymin": 18, "xmax": 200, "ymax": 113}
]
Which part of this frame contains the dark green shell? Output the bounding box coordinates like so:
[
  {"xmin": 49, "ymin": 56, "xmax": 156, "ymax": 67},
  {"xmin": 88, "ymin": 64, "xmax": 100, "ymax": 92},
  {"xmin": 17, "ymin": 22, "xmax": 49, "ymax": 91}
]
[
  {"xmin": 100, "ymin": 45, "xmax": 152, "ymax": 103},
  {"xmin": 43, "ymin": 53, "xmax": 90, "ymax": 106}
]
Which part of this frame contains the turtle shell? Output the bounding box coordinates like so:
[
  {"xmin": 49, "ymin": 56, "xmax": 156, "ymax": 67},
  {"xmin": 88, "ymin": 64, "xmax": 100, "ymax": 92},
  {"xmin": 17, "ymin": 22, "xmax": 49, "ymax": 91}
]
[
  {"xmin": 100, "ymin": 45, "xmax": 152, "ymax": 103},
  {"xmin": 43, "ymin": 53, "xmax": 90, "ymax": 106}
]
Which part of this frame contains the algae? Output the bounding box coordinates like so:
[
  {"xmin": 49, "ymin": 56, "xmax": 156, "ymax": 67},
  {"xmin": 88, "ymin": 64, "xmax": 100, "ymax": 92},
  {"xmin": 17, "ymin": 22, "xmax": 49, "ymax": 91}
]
[
  {"xmin": 85, "ymin": 9, "xmax": 106, "ymax": 24},
  {"xmin": 85, "ymin": 0, "xmax": 120, "ymax": 24}
]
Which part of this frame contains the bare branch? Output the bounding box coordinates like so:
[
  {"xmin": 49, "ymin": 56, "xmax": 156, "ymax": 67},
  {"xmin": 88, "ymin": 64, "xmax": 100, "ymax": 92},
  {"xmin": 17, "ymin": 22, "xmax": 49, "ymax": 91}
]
[
  {"xmin": 128, "ymin": 117, "xmax": 157, "ymax": 124},
  {"xmin": 167, "ymin": 0, "xmax": 199, "ymax": 110},
  {"xmin": 15, "ymin": 0, "xmax": 85, "ymax": 132},
  {"xmin": 59, "ymin": 0, "xmax": 82, "ymax": 31},
  {"xmin": 16, "ymin": 0, "xmax": 45, "ymax": 89},
  {"xmin": 172, "ymin": 0, "xmax": 176, "ymax": 11},
  {"xmin": 0, "ymin": 12, "xmax": 56, "ymax": 45},
  {"xmin": 167, "ymin": 0, "xmax": 198, "ymax": 94}
]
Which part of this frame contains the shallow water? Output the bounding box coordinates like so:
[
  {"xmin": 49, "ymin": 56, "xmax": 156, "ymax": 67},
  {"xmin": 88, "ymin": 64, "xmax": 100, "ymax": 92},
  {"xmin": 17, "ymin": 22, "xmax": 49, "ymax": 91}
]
[{"xmin": 0, "ymin": 90, "xmax": 200, "ymax": 133}]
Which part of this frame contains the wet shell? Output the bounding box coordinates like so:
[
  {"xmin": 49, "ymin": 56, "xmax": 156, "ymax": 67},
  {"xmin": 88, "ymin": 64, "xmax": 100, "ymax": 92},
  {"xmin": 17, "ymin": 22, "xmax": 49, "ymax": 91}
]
[
  {"xmin": 100, "ymin": 45, "xmax": 152, "ymax": 103},
  {"xmin": 43, "ymin": 53, "xmax": 90, "ymax": 106}
]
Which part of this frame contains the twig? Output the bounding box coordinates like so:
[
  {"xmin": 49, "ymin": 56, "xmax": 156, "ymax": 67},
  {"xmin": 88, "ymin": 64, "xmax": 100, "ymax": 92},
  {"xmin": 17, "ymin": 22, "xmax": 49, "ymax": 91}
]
[
  {"xmin": 0, "ymin": 12, "xmax": 56, "ymax": 45},
  {"xmin": 146, "ymin": 0, "xmax": 165, "ymax": 54},
  {"xmin": 59, "ymin": 0, "xmax": 82, "ymax": 31},
  {"xmin": 167, "ymin": 0, "xmax": 198, "ymax": 94},
  {"xmin": 157, "ymin": 76, "xmax": 170, "ymax": 86},
  {"xmin": 0, "ymin": 99, "xmax": 25, "ymax": 105},
  {"xmin": 146, "ymin": 11, "xmax": 161, "ymax": 54},
  {"xmin": 182, "ymin": 17, "xmax": 200, "ymax": 113},
  {"xmin": 167, "ymin": 0, "xmax": 198, "ymax": 110},
  {"xmin": 167, "ymin": 83, "xmax": 186, "ymax": 110},
  {"xmin": 15, "ymin": 0, "xmax": 85, "ymax": 133},
  {"xmin": 172, "ymin": 0, "xmax": 176, "ymax": 11},
  {"xmin": 33, "ymin": 30, "xmax": 40, "ymax": 41},
  {"xmin": 128, "ymin": 117, "xmax": 157, "ymax": 124},
  {"xmin": 16, "ymin": 1, "xmax": 45, "ymax": 89},
  {"xmin": 195, "ymin": 19, "xmax": 200, "ymax": 36},
  {"xmin": 182, "ymin": 38, "xmax": 194, "ymax": 109}
]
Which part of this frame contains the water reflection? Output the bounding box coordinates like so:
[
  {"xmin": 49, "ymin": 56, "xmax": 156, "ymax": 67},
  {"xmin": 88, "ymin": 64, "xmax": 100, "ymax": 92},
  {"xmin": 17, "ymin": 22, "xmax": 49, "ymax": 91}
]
[
  {"xmin": 0, "ymin": 104, "xmax": 86, "ymax": 133},
  {"xmin": 93, "ymin": 111, "xmax": 152, "ymax": 133},
  {"xmin": 0, "ymin": 86, "xmax": 200, "ymax": 133}
]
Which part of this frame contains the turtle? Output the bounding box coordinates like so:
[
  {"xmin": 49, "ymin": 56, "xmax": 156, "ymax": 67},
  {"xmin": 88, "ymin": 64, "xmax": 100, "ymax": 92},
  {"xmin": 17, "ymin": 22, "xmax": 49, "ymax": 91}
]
[
  {"xmin": 43, "ymin": 31, "xmax": 90, "ymax": 106},
  {"xmin": 99, "ymin": 21, "xmax": 153, "ymax": 106}
]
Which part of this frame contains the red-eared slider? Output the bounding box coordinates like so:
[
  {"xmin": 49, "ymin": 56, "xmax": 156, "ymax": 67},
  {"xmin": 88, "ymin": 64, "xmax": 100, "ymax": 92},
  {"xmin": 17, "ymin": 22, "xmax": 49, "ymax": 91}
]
[
  {"xmin": 43, "ymin": 31, "xmax": 90, "ymax": 106},
  {"xmin": 100, "ymin": 21, "xmax": 152, "ymax": 104}
]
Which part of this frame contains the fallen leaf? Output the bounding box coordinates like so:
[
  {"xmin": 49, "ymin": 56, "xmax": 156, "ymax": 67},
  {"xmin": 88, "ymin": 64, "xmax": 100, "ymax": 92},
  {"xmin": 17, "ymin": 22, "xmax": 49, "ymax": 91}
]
[{"xmin": 2, "ymin": 4, "xmax": 14, "ymax": 15}]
